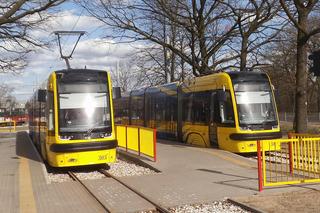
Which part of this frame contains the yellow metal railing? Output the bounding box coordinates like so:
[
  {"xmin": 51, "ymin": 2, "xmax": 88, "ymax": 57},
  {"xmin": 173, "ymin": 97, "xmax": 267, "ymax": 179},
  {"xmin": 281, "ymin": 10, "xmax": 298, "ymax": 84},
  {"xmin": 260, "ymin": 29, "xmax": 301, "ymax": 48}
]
[
  {"xmin": 0, "ymin": 120, "xmax": 16, "ymax": 132},
  {"xmin": 115, "ymin": 125, "xmax": 157, "ymax": 161},
  {"xmin": 257, "ymin": 136, "xmax": 320, "ymax": 191}
]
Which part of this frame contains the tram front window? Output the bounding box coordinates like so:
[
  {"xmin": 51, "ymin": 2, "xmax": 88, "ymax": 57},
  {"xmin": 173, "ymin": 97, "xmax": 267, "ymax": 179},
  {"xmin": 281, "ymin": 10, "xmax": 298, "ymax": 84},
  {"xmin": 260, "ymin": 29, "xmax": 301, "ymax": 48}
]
[
  {"xmin": 234, "ymin": 82, "xmax": 277, "ymax": 129},
  {"xmin": 58, "ymin": 83, "xmax": 111, "ymax": 133}
]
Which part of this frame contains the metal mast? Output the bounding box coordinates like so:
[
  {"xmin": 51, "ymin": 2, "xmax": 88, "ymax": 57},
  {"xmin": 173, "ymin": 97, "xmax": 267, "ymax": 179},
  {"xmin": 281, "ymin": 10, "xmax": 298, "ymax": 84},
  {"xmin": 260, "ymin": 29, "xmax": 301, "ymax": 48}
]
[{"xmin": 54, "ymin": 31, "xmax": 86, "ymax": 69}]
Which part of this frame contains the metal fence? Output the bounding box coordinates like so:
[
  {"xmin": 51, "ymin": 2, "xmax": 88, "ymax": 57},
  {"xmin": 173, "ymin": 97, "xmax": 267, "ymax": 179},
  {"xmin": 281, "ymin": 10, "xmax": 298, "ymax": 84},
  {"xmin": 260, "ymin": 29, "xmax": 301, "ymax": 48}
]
[
  {"xmin": 0, "ymin": 120, "xmax": 16, "ymax": 132},
  {"xmin": 257, "ymin": 134, "xmax": 320, "ymax": 191},
  {"xmin": 279, "ymin": 112, "xmax": 320, "ymax": 122},
  {"xmin": 115, "ymin": 125, "xmax": 157, "ymax": 161}
]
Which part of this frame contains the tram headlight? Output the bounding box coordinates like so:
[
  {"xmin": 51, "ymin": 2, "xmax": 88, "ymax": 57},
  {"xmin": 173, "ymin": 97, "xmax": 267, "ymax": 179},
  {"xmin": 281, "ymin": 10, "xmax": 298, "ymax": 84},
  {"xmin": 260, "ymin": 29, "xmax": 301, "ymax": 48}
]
[
  {"xmin": 59, "ymin": 135, "xmax": 72, "ymax": 140},
  {"xmin": 100, "ymin": 132, "xmax": 112, "ymax": 138}
]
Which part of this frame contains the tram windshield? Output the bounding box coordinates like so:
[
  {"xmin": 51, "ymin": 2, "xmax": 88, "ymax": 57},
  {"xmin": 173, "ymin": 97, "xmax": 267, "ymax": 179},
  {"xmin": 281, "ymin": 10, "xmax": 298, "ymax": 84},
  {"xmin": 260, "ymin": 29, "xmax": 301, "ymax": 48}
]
[
  {"xmin": 58, "ymin": 83, "xmax": 111, "ymax": 133},
  {"xmin": 234, "ymin": 81, "xmax": 277, "ymax": 128}
]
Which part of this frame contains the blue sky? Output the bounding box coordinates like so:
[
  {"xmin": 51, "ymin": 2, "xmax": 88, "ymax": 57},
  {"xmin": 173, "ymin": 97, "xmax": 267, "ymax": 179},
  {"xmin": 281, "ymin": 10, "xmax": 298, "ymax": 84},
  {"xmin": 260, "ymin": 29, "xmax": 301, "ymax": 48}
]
[{"xmin": 0, "ymin": 2, "xmax": 138, "ymax": 102}]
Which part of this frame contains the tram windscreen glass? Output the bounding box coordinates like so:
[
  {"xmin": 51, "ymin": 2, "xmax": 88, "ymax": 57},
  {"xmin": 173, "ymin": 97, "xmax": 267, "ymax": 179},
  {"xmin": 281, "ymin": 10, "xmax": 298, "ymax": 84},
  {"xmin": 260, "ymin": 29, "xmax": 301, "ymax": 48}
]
[
  {"xmin": 234, "ymin": 82, "xmax": 277, "ymax": 126},
  {"xmin": 58, "ymin": 83, "xmax": 111, "ymax": 133}
]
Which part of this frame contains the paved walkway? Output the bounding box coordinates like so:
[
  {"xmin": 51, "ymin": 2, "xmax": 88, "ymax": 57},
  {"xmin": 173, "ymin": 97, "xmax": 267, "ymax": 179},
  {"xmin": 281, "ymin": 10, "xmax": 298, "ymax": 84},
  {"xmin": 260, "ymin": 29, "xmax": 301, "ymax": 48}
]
[
  {"xmin": 1, "ymin": 131, "xmax": 320, "ymax": 212},
  {"xmin": 120, "ymin": 139, "xmax": 320, "ymax": 208}
]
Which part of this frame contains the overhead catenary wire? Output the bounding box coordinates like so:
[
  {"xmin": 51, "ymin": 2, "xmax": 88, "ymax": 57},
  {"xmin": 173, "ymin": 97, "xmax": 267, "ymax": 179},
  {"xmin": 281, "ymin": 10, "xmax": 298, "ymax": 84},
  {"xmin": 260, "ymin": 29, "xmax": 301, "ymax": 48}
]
[{"xmin": 60, "ymin": 8, "xmax": 85, "ymax": 51}]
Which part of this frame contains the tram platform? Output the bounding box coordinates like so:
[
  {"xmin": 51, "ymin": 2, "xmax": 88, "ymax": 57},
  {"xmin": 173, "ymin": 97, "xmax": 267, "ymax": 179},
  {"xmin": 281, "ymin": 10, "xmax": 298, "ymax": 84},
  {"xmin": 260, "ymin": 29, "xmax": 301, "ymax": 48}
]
[
  {"xmin": 1, "ymin": 131, "xmax": 320, "ymax": 212},
  {"xmin": 0, "ymin": 131, "xmax": 154, "ymax": 213},
  {"xmin": 120, "ymin": 139, "xmax": 320, "ymax": 211}
]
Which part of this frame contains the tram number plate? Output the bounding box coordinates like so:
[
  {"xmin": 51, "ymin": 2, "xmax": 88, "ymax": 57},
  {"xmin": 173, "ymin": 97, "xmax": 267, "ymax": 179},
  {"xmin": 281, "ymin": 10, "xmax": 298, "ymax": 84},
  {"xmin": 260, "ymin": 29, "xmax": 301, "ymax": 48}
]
[{"xmin": 98, "ymin": 155, "xmax": 108, "ymax": 160}]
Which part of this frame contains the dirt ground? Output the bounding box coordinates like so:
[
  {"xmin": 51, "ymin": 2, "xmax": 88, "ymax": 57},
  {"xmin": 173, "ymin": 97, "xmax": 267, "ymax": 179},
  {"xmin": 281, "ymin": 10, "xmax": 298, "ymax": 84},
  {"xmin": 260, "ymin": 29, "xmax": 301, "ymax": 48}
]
[{"xmin": 233, "ymin": 189, "xmax": 320, "ymax": 213}]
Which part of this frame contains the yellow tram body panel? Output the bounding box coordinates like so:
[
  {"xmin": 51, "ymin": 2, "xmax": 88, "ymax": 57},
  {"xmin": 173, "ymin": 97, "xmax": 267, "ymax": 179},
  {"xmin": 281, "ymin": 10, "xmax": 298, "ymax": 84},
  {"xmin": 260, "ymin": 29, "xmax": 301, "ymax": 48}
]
[
  {"xmin": 28, "ymin": 69, "xmax": 117, "ymax": 167},
  {"xmin": 182, "ymin": 123, "xmax": 210, "ymax": 147},
  {"xmin": 217, "ymin": 127, "xmax": 281, "ymax": 153},
  {"xmin": 46, "ymin": 148, "xmax": 116, "ymax": 167}
]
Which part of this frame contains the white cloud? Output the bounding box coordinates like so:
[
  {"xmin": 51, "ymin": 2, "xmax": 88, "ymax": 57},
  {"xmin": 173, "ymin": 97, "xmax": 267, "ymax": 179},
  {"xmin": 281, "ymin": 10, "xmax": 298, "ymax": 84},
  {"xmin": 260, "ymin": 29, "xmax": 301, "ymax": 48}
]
[
  {"xmin": 1, "ymin": 7, "xmax": 147, "ymax": 102},
  {"xmin": 30, "ymin": 10, "xmax": 105, "ymax": 40}
]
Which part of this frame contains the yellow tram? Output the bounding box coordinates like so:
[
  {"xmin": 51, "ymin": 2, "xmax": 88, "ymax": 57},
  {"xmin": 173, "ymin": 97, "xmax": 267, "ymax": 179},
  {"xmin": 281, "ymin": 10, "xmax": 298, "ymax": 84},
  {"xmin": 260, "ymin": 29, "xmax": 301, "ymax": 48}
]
[
  {"xmin": 114, "ymin": 71, "xmax": 281, "ymax": 153},
  {"xmin": 28, "ymin": 69, "xmax": 117, "ymax": 167}
]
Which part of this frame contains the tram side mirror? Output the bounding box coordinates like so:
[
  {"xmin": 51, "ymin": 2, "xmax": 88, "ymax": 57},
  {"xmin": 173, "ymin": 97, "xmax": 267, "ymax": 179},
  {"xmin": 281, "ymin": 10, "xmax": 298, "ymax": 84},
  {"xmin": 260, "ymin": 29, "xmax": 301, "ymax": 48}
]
[
  {"xmin": 217, "ymin": 90, "xmax": 227, "ymax": 102},
  {"xmin": 113, "ymin": 87, "xmax": 121, "ymax": 99},
  {"xmin": 37, "ymin": 89, "xmax": 47, "ymax": 102}
]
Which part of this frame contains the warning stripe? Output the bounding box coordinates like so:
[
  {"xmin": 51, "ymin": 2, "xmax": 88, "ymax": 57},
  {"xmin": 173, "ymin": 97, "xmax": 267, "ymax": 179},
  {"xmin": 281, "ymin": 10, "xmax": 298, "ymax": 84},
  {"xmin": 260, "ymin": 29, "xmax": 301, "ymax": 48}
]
[{"xmin": 19, "ymin": 157, "xmax": 37, "ymax": 213}]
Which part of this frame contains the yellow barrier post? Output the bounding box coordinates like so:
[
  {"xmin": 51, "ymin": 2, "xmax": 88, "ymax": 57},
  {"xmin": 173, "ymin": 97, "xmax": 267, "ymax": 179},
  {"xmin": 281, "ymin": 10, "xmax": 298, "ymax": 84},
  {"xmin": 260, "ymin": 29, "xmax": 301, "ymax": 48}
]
[
  {"xmin": 138, "ymin": 127, "xmax": 141, "ymax": 156},
  {"xmin": 115, "ymin": 125, "xmax": 157, "ymax": 161},
  {"xmin": 125, "ymin": 125, "xmax": 128, "ymax": 151},
  {"xmin": 257, "ymin": 140, "xmax": 263, "ymax": 192},
  {"xmin": 288, "ymin": 133, "xmax": 294, "ymax": 174},
  {"xmin": 153, "ymin": 128, "xmax": 157, "ymax": 162}
]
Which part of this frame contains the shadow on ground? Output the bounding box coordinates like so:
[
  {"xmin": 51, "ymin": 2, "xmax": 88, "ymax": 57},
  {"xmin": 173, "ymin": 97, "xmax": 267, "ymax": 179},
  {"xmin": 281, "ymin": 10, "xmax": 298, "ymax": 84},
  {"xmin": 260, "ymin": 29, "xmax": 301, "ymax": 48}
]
[{"xmin": 16, "ymin": 131, "xmax": 42, "ymax": 163}]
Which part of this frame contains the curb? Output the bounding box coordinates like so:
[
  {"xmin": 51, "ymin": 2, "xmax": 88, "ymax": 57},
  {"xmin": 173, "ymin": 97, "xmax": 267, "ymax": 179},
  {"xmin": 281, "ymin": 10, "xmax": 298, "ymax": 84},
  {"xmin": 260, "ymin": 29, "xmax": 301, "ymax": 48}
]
[
  {"xmin": 21, "ymin": 131, "xmax": 50, "ymax": 184},
  {"xmin": 117, "ymin": 149, "xmax": 161, "ymax": 173},
  {"xmin": 227, "ymin": 198, "xmax": 267, "ymax": 213}
]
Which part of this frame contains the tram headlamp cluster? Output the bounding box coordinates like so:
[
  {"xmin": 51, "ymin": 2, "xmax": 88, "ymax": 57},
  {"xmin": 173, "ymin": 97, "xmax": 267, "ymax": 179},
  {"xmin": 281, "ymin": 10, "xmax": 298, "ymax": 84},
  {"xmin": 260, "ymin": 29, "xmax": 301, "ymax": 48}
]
[
  {"xmin": 59, "ymin": 135, "xmax": 73, "ymax": 140},
  {"xmin": 240, "ymin": 126, "xmax": 251, "ymax": 131},
  {"xmin": 100, "ymin": 132, "xmax": 112, "ymax": 138}
]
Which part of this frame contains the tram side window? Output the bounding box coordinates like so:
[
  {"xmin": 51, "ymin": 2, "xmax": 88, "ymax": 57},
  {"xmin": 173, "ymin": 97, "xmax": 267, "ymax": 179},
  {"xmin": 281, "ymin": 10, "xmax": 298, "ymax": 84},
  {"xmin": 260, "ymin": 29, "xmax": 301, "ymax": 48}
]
[
  {"xmin": 41, "ymin": 102, "xmax": 46, "ymax": 126},
  {"xmin": 218, "ymin": 91, "xmax": 235, "ymax": 125},
  {"xmin": 47, "ymin": 91, "xmax": 54, "ymax": 131},
  {"xmin": 193, "ymin": 91, "xmax": 210, "ymax": 124},
  {"xmin": 182, "ymin": 92, "xmax": 193, "ymax": 122},
  {"xmin": 155, "ymin": 93, "xmax": 166, "ymax": 121},
  {"xmin": 165, "ymin": 95, "xmax": 177, "ymax": 122},
  {"xmin": 131, "ymin": 96, "xmax": 144, "ymax": 122}
]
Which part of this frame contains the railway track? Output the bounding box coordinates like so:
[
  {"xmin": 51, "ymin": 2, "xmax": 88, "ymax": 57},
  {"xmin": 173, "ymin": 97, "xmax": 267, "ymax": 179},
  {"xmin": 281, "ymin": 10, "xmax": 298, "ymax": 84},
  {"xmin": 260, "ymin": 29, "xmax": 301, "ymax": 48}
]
[{"xmin": 68, "ymin": 170, "xmax": 170, "ymax": 213}]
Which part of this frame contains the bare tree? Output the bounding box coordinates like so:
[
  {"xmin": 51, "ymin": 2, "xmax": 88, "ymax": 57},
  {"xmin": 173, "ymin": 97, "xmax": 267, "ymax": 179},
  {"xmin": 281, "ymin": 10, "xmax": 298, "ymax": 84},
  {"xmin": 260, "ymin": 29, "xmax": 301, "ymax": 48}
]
[
  {"xmin": 78, "ymin": 0, "xmax": 242, "ymax": 76},
  {"xmin": 0, "ymin": 0, "xmax": 66, "ymax": 73},
  {"xmin": 111, "ymin": 58, "xmax": 146, "ymax": 92},
  {"xmin": 280, "ymin": 0, "xmax": 320, "ymax": 132},
  {"xmin": 0, "ymin": 84, "xmax": 16, "ymax": 114},
  {"xmin": 224, "ymin": 0, "xmax": 285, "ymax": 71},
  {"xmin": 263, "ymin": 27, "xmax": 297, "ymax": 113}
]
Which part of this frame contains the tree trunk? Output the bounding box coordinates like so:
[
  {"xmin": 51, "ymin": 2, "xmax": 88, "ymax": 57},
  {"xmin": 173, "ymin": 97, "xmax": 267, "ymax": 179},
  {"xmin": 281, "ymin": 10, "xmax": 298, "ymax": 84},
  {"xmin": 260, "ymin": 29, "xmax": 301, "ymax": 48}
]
[
  {"xmin": 240, "ymin": 37, "xmax": 248, "ymax": 71},
  {"xmin": 295, "ymin": 15, "xmax": 308, "ymax": 133}
]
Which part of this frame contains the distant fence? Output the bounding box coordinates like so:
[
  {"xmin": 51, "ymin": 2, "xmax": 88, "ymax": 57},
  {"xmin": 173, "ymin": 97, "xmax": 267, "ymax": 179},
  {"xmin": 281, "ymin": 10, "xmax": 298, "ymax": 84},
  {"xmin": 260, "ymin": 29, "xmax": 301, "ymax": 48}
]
[
  {"xmin": 115, "ymin": 125, "xmax": 157, "ymax": 161},
  {"xmin": 279, "ymin": 112, "xmax": 320, "ymax": 122},
  {"xmin": 257, "ymin": 133, "xmax": 320, "ymax": 191},
  {"xmin": 0, "ymin": 120, "xmax": 16, "ymax": 132}
]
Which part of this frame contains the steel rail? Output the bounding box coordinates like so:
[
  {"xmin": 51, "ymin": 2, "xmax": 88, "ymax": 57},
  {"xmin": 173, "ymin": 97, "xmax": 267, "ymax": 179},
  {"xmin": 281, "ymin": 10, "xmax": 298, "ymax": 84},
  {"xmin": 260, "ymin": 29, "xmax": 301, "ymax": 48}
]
[
  {"xmin": 99, "ymin": 169, "xmax": 171, "ymax": 213},
  {"xmin": 68, "ymin": 171, "xmax": 111, "ymax": 213}
]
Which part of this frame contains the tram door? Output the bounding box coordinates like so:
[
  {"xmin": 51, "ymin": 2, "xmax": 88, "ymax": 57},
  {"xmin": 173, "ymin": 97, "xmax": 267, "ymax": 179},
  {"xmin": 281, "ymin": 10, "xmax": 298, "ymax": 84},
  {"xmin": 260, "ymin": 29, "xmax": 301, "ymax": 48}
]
[{"xmin": 209, "ymin": 92, "xmax": 218, "ymax": 147}]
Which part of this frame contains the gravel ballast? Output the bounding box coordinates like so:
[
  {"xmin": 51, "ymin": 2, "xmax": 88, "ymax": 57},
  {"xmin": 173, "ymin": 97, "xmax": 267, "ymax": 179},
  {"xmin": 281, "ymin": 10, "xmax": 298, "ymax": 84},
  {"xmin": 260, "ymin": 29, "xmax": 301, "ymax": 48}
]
[
  {"xmin": 47, "ymin": 158, "xmax": 157, "ymax": 183},
  {"xmin": 169, "ymin": 200, "xmax": 251, "ymax": 213}
]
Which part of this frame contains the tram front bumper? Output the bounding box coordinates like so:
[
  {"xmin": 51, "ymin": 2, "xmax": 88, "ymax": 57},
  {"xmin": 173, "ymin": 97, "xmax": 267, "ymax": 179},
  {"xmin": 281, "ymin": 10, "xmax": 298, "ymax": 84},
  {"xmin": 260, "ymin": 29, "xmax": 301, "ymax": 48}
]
[
  {"xmin": 230, "ymin": 131, "xmax": 282, "ymax": 141},
  {"xmin": 50, "ymin": 140, "xmax": 118, "ymax": 153}
]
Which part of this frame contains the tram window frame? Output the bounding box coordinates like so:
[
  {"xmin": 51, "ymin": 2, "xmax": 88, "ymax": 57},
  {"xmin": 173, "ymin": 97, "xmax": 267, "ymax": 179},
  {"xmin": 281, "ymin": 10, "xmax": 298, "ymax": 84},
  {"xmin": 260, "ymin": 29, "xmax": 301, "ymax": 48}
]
[
  {"xmin": 47, "ymin": 91, "xmax": 55, "ymax": 133},
  {"xmin": 192, "ymin": 91, "xmax": 210, "ymax": 124},
  {"xmin": 217, "ymin": 90, "xmax": 235, "ymax": 126},
  {"xmin": 182, "ymin": 92, "xmax": 193, "ymax": 122},
  {"xmin": 165, "ymin": 95, "xmax": 177, "ymax": 122}
]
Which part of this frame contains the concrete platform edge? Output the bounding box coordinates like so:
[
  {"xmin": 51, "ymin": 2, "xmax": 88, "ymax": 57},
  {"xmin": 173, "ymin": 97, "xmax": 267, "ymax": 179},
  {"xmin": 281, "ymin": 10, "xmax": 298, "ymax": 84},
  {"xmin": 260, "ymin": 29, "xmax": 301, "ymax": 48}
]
[
  {"xmin": 227, "ymin": 198, "xmax": 266, "ymax": 213},
  {"xmin": 22, "ymin": 131, "xmax": 50, "ymax": 184}
]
